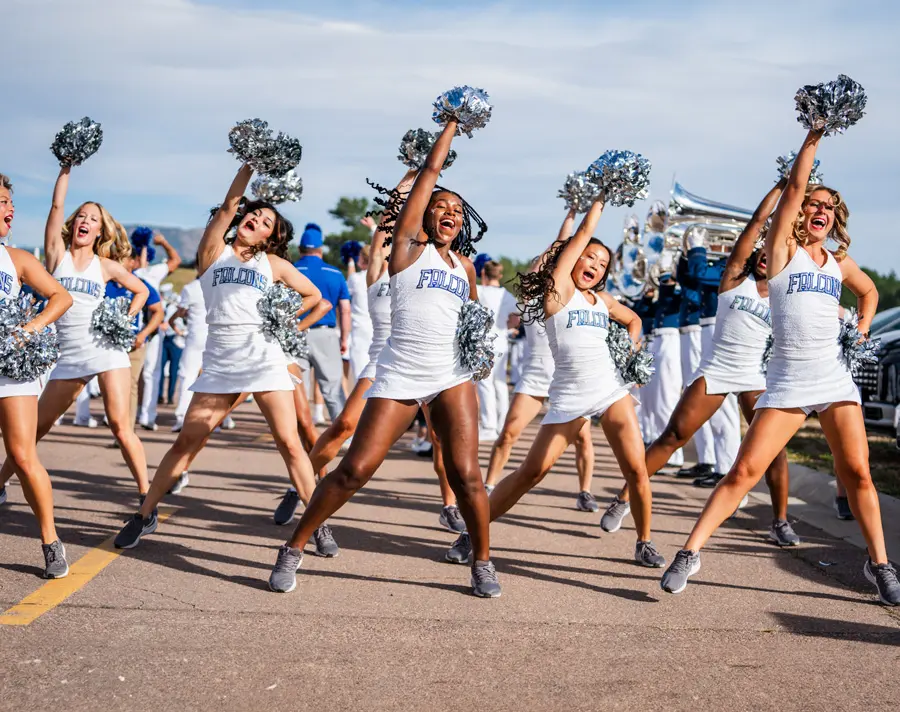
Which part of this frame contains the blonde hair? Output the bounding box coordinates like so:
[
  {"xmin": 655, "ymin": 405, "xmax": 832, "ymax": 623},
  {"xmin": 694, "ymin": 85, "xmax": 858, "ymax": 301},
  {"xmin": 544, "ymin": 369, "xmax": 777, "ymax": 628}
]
[
  {"xmin": 359, "ymin": 245, "xmax": 371, "ymax": 262},
  {"xmin": 793, "ymin": 184, "xmax": 850, "ymax": 261},
  {"xmin": 62, "ymin": 202, "xmax": 132, "ymax": 262}
]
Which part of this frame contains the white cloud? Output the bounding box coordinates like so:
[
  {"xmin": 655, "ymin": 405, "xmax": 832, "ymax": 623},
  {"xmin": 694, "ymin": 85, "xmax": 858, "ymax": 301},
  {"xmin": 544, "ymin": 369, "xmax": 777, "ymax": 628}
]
[{"xmin": 4, "ymin": 0, "xmax": 898, "ymax": 273}]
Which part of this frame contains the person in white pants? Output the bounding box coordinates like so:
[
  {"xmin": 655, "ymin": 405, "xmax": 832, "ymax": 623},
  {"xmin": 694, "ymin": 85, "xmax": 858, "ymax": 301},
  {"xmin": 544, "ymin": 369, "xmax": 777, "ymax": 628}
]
[
  {"xmin": 345, "ymin": 245, "xmax": 373, "ymax": 387},
  {"xmin": 475, "ymin": 258, "xmax": 519, "ymax": 442},
  {"xmin": 135, "ymin": 233, "xmax": 181, "ymax": 430},
  {"xmin": 171, "ymin": 276, "xmax": 208, "ymax": 432}
]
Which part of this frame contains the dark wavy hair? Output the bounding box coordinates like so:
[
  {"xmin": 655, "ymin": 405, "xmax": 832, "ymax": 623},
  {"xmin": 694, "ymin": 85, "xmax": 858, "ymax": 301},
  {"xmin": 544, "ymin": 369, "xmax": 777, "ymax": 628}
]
[
  {"xmin": 366, "ymin": 180, "xmax": 487, "ymax": 257},
  {"xmin": 208, "ymin": 197, "xmax": 294, "ymax": 259},
  {"xmin": 516, "ymin": 237, "xmax": 613, "ymax": 324}
]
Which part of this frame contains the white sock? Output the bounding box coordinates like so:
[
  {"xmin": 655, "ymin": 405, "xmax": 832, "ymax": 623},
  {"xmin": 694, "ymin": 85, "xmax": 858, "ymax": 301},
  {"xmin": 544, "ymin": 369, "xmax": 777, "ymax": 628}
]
[{"xmin": 313, "ymin": 404, "xmax": 325, "ymax": 421}]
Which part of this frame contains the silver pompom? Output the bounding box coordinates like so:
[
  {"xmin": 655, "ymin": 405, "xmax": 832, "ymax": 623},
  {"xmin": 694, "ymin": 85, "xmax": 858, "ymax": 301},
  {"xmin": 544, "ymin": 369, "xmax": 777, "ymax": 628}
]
[
  {"xmin": 91, "ymin": 297, "xmax": 136, "ymax": 351},
  {"xmin": 257, "ymin": 284, "xmax": 308, "ymax": 360},
  {"xmin": 50, "ymin": 117, "xmax": 103, "ymax": 167},
  {"xmin": 0, "ymin": 295, "xmax": 60, "ymax": 382},
  {"xmin": 761, "ymin": 334, "xmax": 774, "ymax": 374},
  {"xmin": 776, "ymin": 151, "xmax": 824, "ymax": 184},
  {"xmin": 607, "ymin": 321, "xmax": 655, "ymax": 386},
  {"xmin": 795, "ymin": 74, "xmax": 867, "ymax": 137},
  {"xmin": 558, "ymin": 171, "xmax": 601, "ymax": 213},
  {"xmin": 838, "ymin": 309, "xmax": 879, "ymax": 377},
  {"xmin": 432, "ymin": 86, "xmax": 493, "ymax": 138},
  {"xmin": 586, "ymin": 150, "xmax": 652, "ymax": 208},
  {"xmin": 456, "ymin": 301, "xmax": 496, "ymax": 381},
  {"xmin": 228, "ymin": 119, "xmax": 303, "ymax": 177},
  {"xmin": 250, "ymin": 170, "xmax": 303, "ymax": 204},
  {"xmin": 397, "ymin": 128, "xmax": 457, "ymax": 170}
]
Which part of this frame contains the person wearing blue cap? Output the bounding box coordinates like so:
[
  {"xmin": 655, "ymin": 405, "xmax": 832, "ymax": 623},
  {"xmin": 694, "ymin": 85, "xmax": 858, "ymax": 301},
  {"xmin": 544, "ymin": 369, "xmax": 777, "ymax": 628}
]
[{"xmin": 293, "ymin": 223, "xmax": 350, "ymax": 422}]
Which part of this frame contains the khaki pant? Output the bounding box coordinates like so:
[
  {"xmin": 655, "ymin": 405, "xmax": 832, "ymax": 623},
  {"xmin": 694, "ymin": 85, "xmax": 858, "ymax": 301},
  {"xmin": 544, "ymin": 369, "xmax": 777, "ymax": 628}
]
[{"xmin": 129, "ymin": 346, "xmax": 147, "ymax": 424}]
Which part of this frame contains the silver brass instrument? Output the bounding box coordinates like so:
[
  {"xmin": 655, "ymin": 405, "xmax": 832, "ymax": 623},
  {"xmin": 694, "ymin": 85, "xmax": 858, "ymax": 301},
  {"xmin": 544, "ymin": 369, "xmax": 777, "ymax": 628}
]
[{"xmin": 666, "ymin": 182, "xmax": 753, "ymax": 257}]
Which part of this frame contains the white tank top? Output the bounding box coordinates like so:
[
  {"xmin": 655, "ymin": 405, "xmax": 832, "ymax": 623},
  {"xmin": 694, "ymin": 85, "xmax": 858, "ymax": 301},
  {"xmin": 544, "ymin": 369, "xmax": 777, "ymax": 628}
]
[
  {"xmin": 545, "ymin": 289, "xmax": 619, "ymax": 390},
  {"xmin": 366, "ymin": 269, "xmax": 391, "ymax": 364},
  {"xmin": 0, "ymin": 244, "xmax": 21, "ymax": 299},
  {"xmin": 178, "ymin": 279, "xmax": 208, "ymax": 348},
  {"xmin": 53, "ymin": 251, "xmax": 105, "ymax": 341},
  {"xmin": 524, "ymin": 316, "xmax": 552, "ymax": 360},
  {"xmin": 347, "ymin": 271, "xmax": 373, "ymax": 335},
  {"xmin": 769, "ymin": 248, "xmax": 842, "ymax": 366},
  {"xmin": 704, "ymin": 275, "xmax": 771, "ymax": 374},
  {"xmin": 0, "ymin": 244, "xmax": 21, "ymax": 300},
  {"xmin": 201, "ymin": 246, "xmax": 273, "ymax": 335}
]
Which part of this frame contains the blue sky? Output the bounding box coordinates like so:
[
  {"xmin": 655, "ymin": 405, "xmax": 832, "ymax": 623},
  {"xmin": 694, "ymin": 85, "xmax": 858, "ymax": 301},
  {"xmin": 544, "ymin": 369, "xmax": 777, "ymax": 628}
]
[{"xmin": 5, "ymin": 0, "xmax": 899, "ymax": 272}]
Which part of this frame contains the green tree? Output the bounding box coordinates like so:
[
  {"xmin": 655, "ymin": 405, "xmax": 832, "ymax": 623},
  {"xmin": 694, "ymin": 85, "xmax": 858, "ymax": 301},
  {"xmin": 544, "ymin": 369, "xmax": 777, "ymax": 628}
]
[
  {"xmin": 841, "ymin": 267, "xmax": 900, "ymax": 313},
  {"xmin": 321, "ymin": 196, "xmax": 375, "ymax": 269}
]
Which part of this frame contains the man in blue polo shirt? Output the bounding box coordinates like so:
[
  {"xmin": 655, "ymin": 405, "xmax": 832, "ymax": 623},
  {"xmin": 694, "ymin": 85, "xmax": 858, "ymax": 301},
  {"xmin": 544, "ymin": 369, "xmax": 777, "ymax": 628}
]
[{"xmin": 294, "ymin": 223, "xmax": 350, "ymax": 422}]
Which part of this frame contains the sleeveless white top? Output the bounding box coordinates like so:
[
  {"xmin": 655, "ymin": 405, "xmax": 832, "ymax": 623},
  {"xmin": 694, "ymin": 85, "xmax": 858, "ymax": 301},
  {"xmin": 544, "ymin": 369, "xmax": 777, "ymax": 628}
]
[
  {"xmin": 190, "ymin": 246, "xmax": 292, "ymax": 393},
  {"xmin": 514, "ymin": 318, "xmax": 555, "ymax": 398},
  {"xmin": 756, "ymin": 248, "xmax": 859, "ymax": 409},
  {"xmin": 347, "ymin": 271, "xmax": 373, "ymax": 335},
  {"xmin": 543, "ymin": 290, "xmax": 631, "ymax": 424},
  {"xmin": 695, "ymin": 275, "xmax": 770, "ymax": 394},
  {"xmin": 359, "ymin": 270, "xmax": 392, "ymax": 381},
  {"xmin": 367, "ymin": 243, "xmax": 472, "ymax": 401},
  {"xmin": 0, "ymin": 245, "xmax": 42, "ymax": 396},
  {"xmin": 50, "ymin": 251, "xmax": 130, "ymax": 380}
]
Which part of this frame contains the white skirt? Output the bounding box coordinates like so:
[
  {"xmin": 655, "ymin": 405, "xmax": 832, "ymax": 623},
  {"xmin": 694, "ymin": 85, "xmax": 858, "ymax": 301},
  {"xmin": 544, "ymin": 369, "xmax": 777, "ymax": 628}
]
[
  {"xmin": 755, "ymin": 356, "xmax": 860, "ymax": 411},
  {"xmin": 690, "ymin": 367, "xmax": 766, "ymax": 396},
  {"xmin": 513, "ymin": 354, "xmax": 554, "ymax": 399},
  {"xmin": 50, "ymin": 331, "xmax": 130, "ymax": 381},
  {"xmin": 0, "ymin": 376, "xmax": 41, "ymax": 398},
  {"xmin": 543, "ymin": 384, "xmax": 636, "ymax": 425},
  {"xmin": 191, "ymin": 330, "xmax": 293, "ymax": 393}
]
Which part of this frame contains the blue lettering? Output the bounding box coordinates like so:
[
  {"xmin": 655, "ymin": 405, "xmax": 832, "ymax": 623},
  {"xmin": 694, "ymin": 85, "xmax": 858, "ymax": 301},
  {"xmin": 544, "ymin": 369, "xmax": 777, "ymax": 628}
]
[
  {"xmin": 211, "ymin": 266, "xmax": 267, "ymax": 292},
  {"xmin": 376, "ymin": 283, "xmax": 391, "ymax": 298},
  {"xmin": 785, "ymin": 271, "xmax": 841, "ymax": 302},
  {"xmin": 730, "ymin": 295, "xmax": 771, "ymax": 326},
  {"xmin": 565, "ymin": 308, "xmax": 609, "ymax": 329},
  {"xmin": 414, "ymin": 268, "xmax": 469, "ymax": 302},
  {"xmin": 0, "ymin": 271, "xmax": 13, "ymax": 294}
]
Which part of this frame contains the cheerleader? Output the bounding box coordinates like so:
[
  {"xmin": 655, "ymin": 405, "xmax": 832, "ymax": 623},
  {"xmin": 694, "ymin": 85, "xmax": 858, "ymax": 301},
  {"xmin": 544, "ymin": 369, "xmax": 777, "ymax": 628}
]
[
  {"xmin": 483, "ymin": 212, "xmax": 597, "ymax": 512},
  {"xmin": 660, "ymin": 128, "xmax": 899, "ymax": 605},
  {"xmin": 601, "ymin": 179, "xmax": 798, "ymax": 545},
  {"xmin": 0, "ymin": 165, "xmax": 150, "ymax": 498},
  {"xmin": 114, "ymin": 163, "xmax": 328, "ymax": 552},
  {"xmin": 0, "ymin": 174, "xmax": 73, "ymax": 577},
  {"xmin": 269, "ymin": 120, "xmax": 500, "ymax": 597},
  {"xmin": 447, "ymin": 196, "xmax": 665, "ymax": 570}
]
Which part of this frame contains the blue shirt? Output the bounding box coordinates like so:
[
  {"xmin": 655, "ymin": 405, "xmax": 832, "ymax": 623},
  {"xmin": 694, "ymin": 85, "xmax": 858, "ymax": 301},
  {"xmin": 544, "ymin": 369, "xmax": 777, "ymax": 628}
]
[
  {"xmin": 105, "ymin": 278, "xmax": 161, "ymax": 334},
  {"xmin": 686, "ymin": 246, "xmax": 725, "ymax": 319},
  {"xmin": 654, "ymin": 283, "xmax": 682, "ymax": 330},
  {"xmin": 293, "ymin": 255, "xmax": 350, "ymax": 328},
  {"xmin": 676, "ymin": 255, "xmax": 701, "ymax": 327}
]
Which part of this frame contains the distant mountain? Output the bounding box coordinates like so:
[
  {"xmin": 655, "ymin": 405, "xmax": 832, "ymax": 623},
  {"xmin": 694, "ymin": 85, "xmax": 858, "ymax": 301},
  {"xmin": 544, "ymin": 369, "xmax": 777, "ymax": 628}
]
[{"xmin": 123, "ymin": 224, "xmax": 204, "ymax": 265}]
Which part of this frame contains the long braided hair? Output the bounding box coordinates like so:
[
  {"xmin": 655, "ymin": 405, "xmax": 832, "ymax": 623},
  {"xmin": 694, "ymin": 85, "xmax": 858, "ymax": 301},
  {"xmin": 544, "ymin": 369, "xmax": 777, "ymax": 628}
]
[
  {"xmin": 516, "ymin": 236, "xmax": 613, "ymax": 324},
  {"xmin": 366, "ymin": 179, "xmax": 487, "ymax": 258}
]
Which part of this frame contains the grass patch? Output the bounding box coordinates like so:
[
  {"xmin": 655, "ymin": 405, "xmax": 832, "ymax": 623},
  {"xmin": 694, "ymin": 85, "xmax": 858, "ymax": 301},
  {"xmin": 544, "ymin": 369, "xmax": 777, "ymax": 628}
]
[{"xmin": 786, "ymin": 419, "xmax": 900, "ymax": 498}]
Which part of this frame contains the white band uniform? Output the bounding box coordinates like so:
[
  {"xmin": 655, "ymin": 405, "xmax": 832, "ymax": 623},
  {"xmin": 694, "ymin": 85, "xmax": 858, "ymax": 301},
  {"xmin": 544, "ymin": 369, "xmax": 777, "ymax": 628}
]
[
  {"xmin": 49, "ymin": 252, "xmax": 130, "ymax": 382},
  {"xmin": 366, "ymin": 243, "xmax": 472, "ymax": 404},
  {"xmin": 190, "ymin": 246, "xmax": 293, "ymax": 394},
  {"xmin": 543, "ymin": 290, "xmax": 633, "ymax": 425},
  {"xmin": 0, "ymin": 244, "xmax": 41, "ymax": 397},
  {"xmin": 756, "ymin": 248, "xmax": 859, "ymax": 412},
  {"xmin": 693, "ymin": 274, "xmax": 770, "ymax": 395},
  {"xmin": 358, "ymin": 270, "xmax": 391, "ymax": 382}
]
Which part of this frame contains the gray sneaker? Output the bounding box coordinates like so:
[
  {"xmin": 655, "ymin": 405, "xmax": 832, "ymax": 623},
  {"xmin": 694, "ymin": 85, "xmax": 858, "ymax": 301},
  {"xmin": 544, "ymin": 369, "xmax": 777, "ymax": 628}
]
[
  {"xmin": 269, "ymin": 544, "xmax": 303, "ymax": 593},
  {"xmin": 834, "ymin": 496, "xmax": 854, "ymax": 521},
  {"xmin": 445, "ymin": 532, "xmax": 472, "ymax": 565},
  {"xmin": 168, "ymin": 471, "xmax": 190, "ymax": 495},
  {"xmin": 42, "ymin": 540, "xmax": 69, "ymax": 579},
  {"xmin": 576, "ymin": 491, "xmax": 600, "ymax": 512},
  {"xmin": 600, "ymin": 496, "xmax": 631, "ymax": 533},
  {"xmin": 313, "ymin": 524, "xmax": 339, "ymax": 557},
  {"xmin": 439, "ymin": 505, "xmax": 466, "ymax": 533},
  {"xmin": 864, "ymin": 559, "xmax": 900, "ymax": 606},
  {"xmin": 769, "ymin": 519, "xmax": 801, "ymax": 547},
  {"xmin": 114, "ymin": 511, "xmax": 159, "ymax": 549},
  {"xmin": 660, "ymin": 549, "xmax": 701, "ymax": 594},
  {"xmin": 0, "ymin": 486, "xmax": 6, "ymax": 506},
  {"xmin": 273, "ymin": 488, "xmax": 301, "ymax": 526},
  {"xmin": 635, "ymin": 540, "xmax": 666, "ymax": 568},
  {"xmin": 471, "ymin": 560, "xmax": 501, "ymax": 598}
]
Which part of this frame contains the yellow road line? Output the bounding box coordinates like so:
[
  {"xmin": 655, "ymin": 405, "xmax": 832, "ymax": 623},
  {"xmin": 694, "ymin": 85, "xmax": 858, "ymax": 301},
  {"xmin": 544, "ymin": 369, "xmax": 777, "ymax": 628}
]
[{"xmin": 0, "ymin": 507, "xmax": 175, "ymax": 627}]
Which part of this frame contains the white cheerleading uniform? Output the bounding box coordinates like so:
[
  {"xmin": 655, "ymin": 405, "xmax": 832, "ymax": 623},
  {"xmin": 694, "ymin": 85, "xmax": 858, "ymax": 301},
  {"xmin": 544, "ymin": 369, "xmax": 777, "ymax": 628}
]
[
  {"xmin": 174, "ymin": 279, "xmax": 208, "ymax": 421},
  {"xmin": 190, "ymin": 247, "xmax": 292, "ymax": 394},
  {"xmin": 693, "ymin": 275, "xmax": 770, "ymax": 394},
  {"xmin": 346, "ymin": 271, "xmax": 373, "ymax": 382},
  {"xmin": 50, "ymin": 252, "xmax": 130, "ymax": 381},
  {"xmin": 514, "ymin": 318, "xmax": 555, "ymax": 399},
  {"xmin": 543, "ymin": 290, "xmax": 633, "ymax": 425},
  {"xmin": 358, "ymin": 270, "xmax": 391, "ymax": 382},
  {"xmin": 367, "ymin": 243, "xmax": 471, "ymax": 404},
  {"xmin": 0, "ymin": 245, "xmax": 41, "ymax": 397},
  {"xmin": 756, "ymin": 248, "xmax": 859, "ymax": 413}
]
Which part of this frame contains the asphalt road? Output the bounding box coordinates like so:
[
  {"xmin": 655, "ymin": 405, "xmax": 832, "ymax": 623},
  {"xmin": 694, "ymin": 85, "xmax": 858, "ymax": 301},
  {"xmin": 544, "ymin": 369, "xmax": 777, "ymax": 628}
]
[{"xmin": 1, "ymin": 401, "xmax": 898, "ymax": 711}]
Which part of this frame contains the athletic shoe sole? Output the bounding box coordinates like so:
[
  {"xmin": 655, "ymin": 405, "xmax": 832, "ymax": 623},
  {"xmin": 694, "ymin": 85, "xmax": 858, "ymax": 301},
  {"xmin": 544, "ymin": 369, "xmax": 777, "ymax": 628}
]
[
  {"xmin": 470, "ymin": 577, "xmax": 501, "ymax": 598},
  {"xmin": 661, "ymin": 558, "xmax": 701, "ymax": 594},
  {"xmin": 768, "ymin": 531, "xmax": 800, "ymax": 547},
  {"xmin": 44, "ymin": 562, "xmax": 70, "ymax": 579},
  {"xmin": 445, "ymin": 552, "xmax": 471, "ymax": 565},
  {"xmin": 863, "ymin": 562, "xmax": 900, "ymax": 606},
  {"xmin": 117, "ymin": 518, "xmax": 158, "ymax": 550},
  {"xmin": 576, "ymin": 502, "xmax": 600, "ymax": 512},
  {"xmin": 312, "ymin": 548, "xmax": 338, "ymax": 558},
  {"xmin": 268, "ymin": 579, "xmax": 297, "ymax": 593}
]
